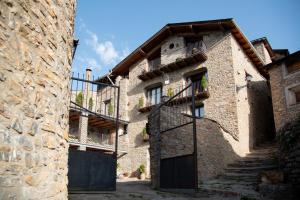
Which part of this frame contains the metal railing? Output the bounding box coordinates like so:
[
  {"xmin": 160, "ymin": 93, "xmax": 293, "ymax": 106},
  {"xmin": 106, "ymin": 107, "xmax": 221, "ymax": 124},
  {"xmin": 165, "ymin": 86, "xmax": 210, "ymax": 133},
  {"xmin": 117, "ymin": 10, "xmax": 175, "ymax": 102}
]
[
  {"xmin": 146, "ymin": 41, "xmax": 206, "ymax": 72},
  {"xmin": 186, "ymin": 40, "xmax": 206, "ymax": 57},
  {"xmin": 70, "ymin": 73, "xmax": 120, "ymax": 120},
  {"xmin": 69, "ymin": 72, "xmax": 120, "ymax": 156},
  {"xmin": 149, "ymin": 81, "xmax": 199, "ymax": 190},
  {"xmin": 148, "ymin": 57, "xmax": 161, "ymax": 71},
  {"xmin": 142, "ymin": 79, "xmax": 207, "ymax": 108}
]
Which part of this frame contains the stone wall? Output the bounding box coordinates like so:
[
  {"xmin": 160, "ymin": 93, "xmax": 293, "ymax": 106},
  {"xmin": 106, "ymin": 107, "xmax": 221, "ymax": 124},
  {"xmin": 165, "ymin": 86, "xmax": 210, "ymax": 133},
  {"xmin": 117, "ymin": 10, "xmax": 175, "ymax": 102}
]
[
  {"xmin": 269, "ymin": 61, "xmax": 300, "ymax": 131},
  {"xmin": 0, "ymin": 0, "xmax": 75, "ymax": 199},
  {"xmin": 161, "ymin": 36, "xmax": 186, "ymax": 65},
  {"xmin": 121, "ymin": 30, "xmax": 273, "ymax": 176},
  {"xmin": 196, "ymin": 118, "xmax": 239, "ymax": 182},
  {"xmin": 253, "ymin": 42, "xmax": 272, "ymax": 64},
  {"xmin": 148, "ymin": 106, "xmax": 240, "ymax": 188},
  {"xmin": 284, "ymin": 139, "xmax": 300, "ymax": 188},
  {"xmin": 231, "ymin": 36, "xmax": 275, "ymax": 152}
]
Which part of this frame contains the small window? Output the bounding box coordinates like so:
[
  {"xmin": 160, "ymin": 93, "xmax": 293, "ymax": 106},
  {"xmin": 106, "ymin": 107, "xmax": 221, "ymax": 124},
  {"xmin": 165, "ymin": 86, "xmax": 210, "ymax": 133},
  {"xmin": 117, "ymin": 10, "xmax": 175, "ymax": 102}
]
[
  {"xmin": 147, "ymin": 86, "xmax": 162, "ymax": 106},
  {"xmin": 104, "ymin": 100, "xmax": 111, "ymax": 115},
  {"xmin": 124, "ymin": 124, "xmax": 128, "ymax": 135},
  {"xmin": 194, "ymin": 105, "xmax": 204, "ymax": 118},
  {"xmin": 169, "ymin": 43, "xmax": 174, "ymax": 49},
  {"xmin": 186, "ymin": 72, "xmax": 208, "ymax": 95},
  {"xmin": 286, "ymin": 84, "xmax": 300, "ymax": 106}
]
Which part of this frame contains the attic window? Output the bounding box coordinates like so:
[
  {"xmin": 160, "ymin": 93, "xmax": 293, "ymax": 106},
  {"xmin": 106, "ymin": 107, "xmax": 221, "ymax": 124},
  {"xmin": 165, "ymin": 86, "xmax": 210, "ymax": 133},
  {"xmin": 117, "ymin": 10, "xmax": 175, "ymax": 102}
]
[{"xmin": 169, "ymin": 43, "xmax": 174, "ymax": 49}]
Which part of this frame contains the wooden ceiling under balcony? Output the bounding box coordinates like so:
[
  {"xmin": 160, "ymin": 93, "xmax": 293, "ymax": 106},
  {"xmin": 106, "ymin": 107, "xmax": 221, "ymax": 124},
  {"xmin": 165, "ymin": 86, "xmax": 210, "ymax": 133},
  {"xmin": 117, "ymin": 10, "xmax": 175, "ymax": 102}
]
[
  {"xmin": 69, "ymin": 109, "xmax": 128, "ymax": 129},
  {"xmin": 138, "ymin": 51, "xmax": 207, "ymax": 81}
]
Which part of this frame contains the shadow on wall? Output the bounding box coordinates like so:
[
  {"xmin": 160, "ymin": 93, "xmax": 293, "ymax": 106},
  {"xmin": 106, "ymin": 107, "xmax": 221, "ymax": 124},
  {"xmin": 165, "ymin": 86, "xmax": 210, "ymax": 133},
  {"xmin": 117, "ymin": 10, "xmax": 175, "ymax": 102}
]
[
  {"xmin": 247, "ymin": 80, "xmax": 276, "ymax": 148},
  {"xmin": 134, "ymin": 130, "xmax": 149, "ymax": 148},
  {"xmin": 196, "ymin": 118, "xmax": 240, "ymax": 182}
]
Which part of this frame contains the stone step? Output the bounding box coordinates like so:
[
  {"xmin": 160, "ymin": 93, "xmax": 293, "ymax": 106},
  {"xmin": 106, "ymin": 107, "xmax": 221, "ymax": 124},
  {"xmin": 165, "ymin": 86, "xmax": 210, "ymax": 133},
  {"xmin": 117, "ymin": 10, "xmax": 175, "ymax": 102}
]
[
  {"xmin": 225, "ymin": 165, "xmax": 278, "ymax": 173},
  {"xmin": 229, "ymin": 160, "xmax": 277, "ymax": 168},
  {"xmin": 198, "ymin": 144, "xmax": 280, "ymax": 199},
  {"xmin": 198, "ymin": 185, "xmax": 261, "ymax": 199},
  {"xmin": 203, "ymin": 180, "xmax": 257, "ymax": 187},
  {"xmin": 220, "ymin": 173, "xmax": 259, "ymax": 182}
]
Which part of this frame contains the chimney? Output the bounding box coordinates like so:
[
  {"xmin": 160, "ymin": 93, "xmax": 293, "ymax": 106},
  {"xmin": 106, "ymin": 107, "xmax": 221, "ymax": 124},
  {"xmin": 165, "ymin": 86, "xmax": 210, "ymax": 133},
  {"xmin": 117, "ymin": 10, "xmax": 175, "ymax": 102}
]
[
  {"xmin": 83, "ymin": 68, "xmax": 92, "ymax": 109},
  {"xmin": 86, "ymin": 68, "xmax": 92, "ymax": 81}
]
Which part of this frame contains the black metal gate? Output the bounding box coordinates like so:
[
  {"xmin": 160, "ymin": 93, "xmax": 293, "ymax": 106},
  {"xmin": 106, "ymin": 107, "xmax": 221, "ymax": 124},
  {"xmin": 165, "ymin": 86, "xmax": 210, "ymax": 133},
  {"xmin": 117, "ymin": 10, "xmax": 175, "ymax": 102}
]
[
  {"xmin": 68, "ymin": 150, "xmax": 116, "ymax": 191},
  {"xmin": 151, "ymin": 82, "xmax": 200, "ymax": 190},
  {"xmin": 68, "ymin": 73, "xmax": 120, "ymax": 191},
  {"xmin": 160, "ymin": 154, "xmax": 195, "ymax": 189}
]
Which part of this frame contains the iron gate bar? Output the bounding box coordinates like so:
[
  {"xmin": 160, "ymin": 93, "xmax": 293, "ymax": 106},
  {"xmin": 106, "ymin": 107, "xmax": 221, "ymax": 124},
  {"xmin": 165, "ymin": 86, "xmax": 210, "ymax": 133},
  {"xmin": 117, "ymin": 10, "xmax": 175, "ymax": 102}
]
[
  {"xmin": 151, "ymin": 81, "xmax": 198, "ymax": 190},
  {"xmin": 191, "ymin": 82, "xmax": 198, "ymax": 192},
  {"xmin": 71, "ymin": 76, "xmax": 119, "ymax": 88},
  {"xmin": 69, "ymin": 74, "xmax": 123, "ymax": 191}
]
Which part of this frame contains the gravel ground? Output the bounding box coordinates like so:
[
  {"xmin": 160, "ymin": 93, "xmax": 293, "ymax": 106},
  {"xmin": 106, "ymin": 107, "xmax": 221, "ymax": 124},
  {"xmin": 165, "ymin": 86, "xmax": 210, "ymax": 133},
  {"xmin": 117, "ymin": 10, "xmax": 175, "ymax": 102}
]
[{"xmin": 68, "ymin": 179, "xmax": 240, "ymax": 200}]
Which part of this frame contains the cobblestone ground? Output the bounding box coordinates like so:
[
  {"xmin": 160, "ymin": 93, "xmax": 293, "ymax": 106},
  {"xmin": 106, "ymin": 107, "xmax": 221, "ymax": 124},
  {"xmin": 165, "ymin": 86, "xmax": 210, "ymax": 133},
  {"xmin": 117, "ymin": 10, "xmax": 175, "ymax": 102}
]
[{"xmin": 68, "ymin": 179, "xmax": 239, "ymax": 200}]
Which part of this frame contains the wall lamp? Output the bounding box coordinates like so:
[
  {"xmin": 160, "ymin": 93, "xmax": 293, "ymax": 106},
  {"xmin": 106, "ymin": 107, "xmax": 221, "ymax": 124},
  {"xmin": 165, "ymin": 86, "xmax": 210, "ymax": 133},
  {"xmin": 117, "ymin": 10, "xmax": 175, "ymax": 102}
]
[{"xmin": 236, "ymin": 72, "xmax": 253, "ymax": 92}]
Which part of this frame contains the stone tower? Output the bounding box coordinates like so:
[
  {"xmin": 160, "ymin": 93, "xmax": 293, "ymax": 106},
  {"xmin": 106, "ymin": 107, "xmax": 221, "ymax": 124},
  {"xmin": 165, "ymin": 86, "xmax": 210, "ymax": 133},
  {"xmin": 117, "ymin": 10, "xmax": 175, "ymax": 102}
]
[{"xmin": 0, "ymin": 0, "xmax": 76, "ymax": 199}]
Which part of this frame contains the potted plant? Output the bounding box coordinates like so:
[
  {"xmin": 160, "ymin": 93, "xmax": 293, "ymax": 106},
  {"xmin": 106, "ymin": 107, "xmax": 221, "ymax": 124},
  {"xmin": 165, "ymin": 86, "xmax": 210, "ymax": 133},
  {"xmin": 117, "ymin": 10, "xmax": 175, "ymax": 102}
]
[
  {"xmin": 201, "ymin": 75, "xmax": 208, "ymax": 92},
  {"xmin": 138, "ymin": 96, "xmax": 144, "ymax": 108},
  {"xmin": 138, "ymin": 164, "xmax": 146, "ymax": 180},
  {"xmin": 116, "ymin": 163, "xmax": 123, "ymax": 179},
  {"xmin": 142, "ymin": 127, "xmax": 149, "ymax": 141},
  {"xmin": 167, "ymin": 87, "xmax": 174, "ymax": 97},
  {"xmin": 176, "ymin": 57, "xmax": 183, "ymax": 62},
  {"xmin": 75, "ymin": 92, "xmax": 84, "ymax": 106},
  {"xmin": 108, "ymin": 102, "xmax": 113, "ymax": 116},
  {"xmin": 88, "ymin": 97, "xmax": 93, "ymax": 110}
]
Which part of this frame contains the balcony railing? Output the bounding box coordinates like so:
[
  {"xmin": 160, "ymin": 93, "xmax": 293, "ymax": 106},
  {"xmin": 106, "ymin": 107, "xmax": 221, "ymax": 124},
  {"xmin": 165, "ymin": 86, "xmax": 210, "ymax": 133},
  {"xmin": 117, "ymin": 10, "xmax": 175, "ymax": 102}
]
[
  {"xmin": 139, "ymin": 42, "xmax": 207, "ymax": 81},
  {"xmin": 70, "ymin": 74, "xmax": 121, "ymax": 121},
  {"xmin": 138, "ymin": 78, "xmax": 209, "ymax": 113},
  {"xmin": 148, "ymin": 57, "xmax": 161, "ymax": 71},
  {"xmin": 186, "ymin": 40, "xmax": 206, "ymax": 57}
]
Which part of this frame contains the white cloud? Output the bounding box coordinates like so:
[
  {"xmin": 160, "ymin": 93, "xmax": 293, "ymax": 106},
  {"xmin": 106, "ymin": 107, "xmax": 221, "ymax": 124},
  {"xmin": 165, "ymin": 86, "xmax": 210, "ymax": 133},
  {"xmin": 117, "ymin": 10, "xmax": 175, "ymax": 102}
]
[
  {"xmin": 86, "ymin": 58, "xmax": 101, "ymax": 71},
  {"xmin": 86, "ymin": 31, "xmax": 128, "ymax": 65},
  {"xmin": 78, "ymin": 18, "xmax": 86, "ymax": 31}
]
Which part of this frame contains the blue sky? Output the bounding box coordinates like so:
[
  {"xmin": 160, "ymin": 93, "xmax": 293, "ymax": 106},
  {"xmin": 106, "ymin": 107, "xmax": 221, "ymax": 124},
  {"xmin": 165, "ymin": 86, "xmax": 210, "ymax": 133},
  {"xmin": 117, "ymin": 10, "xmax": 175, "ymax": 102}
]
[{"xmin": 72, "ymin": 0, "xmax": 300, "ymax": 78}]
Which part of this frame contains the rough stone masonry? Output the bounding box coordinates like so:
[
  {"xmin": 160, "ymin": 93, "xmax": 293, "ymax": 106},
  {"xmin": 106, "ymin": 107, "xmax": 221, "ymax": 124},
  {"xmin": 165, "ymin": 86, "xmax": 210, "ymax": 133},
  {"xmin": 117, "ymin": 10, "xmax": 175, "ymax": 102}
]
[{"xmin": 0, "ymin": 0, "xmax": 76, "ymax": 199}]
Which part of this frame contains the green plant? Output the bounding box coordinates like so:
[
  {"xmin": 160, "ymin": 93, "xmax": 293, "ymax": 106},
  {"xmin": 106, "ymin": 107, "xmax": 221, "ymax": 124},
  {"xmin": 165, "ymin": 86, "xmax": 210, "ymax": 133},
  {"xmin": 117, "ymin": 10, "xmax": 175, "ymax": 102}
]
[
  {"xmin": 201, "ymin": 75, "xmax": 208, "ymax": 90},
  {"xmin": 176, "ymin": 57, "xmax": 182, "ymax": 61},
  {"xmin": 88, "ymin": 97, "xmax": 93, "ymax": 110},
  {"xmin": 117, "ymin": 163, "xmax": 121, "ymax": 170},
  {"xmin": 138, "ymin": 164, "xmax": 145, "ymax": 174},
  {"xmin": 75, "ymin": 92, "xmax": 84, "ymax": 106},
  {"xmin": 108, "ymin": 102, "xmax": 113, "ymax": 116},
  {"xmin": 142, "ymin": 127, "xmax": 147, "ymax": 137},
  {"xmin": 167, "ymin": 87, "xmax": 174, "ymax": 97},
  {"xmin": 138, "ymin": 96, "xmax": 144, "ymax": 108}
]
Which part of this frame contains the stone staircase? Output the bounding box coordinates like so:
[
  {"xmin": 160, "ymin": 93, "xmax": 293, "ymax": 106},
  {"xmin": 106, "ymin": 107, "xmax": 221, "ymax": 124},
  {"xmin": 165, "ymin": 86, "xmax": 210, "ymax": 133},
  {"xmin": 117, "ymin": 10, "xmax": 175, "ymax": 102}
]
[{"xmin": 199, "ymin": 143, "xmax": 279, "ymax": 199}]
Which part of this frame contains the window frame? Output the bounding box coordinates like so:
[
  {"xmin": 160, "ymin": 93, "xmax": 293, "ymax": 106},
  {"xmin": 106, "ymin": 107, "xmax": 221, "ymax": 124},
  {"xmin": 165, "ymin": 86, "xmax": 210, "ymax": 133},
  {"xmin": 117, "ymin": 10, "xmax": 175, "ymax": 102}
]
[
  {"xmin": 146, "ymin": 85, "xmax": 162, "ymax": 106},
  {"xmin": 194, "ymin": 104, "xmax": 205, "ymax": 118}
]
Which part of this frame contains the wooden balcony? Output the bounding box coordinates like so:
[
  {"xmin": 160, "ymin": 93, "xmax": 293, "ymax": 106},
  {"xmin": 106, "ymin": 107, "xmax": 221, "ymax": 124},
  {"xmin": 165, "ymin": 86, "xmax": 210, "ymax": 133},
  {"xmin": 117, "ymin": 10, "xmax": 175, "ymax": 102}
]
[{"xmin": 138, "ymin": 51, "xmax": 207, "ymax": 81}]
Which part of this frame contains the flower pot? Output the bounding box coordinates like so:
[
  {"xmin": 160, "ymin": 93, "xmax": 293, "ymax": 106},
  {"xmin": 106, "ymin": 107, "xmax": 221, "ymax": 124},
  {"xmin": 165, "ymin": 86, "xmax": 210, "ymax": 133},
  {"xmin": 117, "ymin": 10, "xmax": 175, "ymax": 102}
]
[{"xmin": 139, "ymin": 173, "xmax": 146, "ymax": 180}]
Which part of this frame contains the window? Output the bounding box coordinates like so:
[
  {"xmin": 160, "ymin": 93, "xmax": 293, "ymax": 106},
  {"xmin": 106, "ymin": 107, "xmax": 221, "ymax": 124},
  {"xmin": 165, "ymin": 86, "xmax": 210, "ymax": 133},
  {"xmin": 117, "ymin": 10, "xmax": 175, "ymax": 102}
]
[
  {"xmin": 104, "ymin": 100, "xmax": 111, "ymax": 115},
  {"xmin": 186, "ymin": 72, "xmax": 208, "ymax": 95},
  {"xmin": 194, "ymin": 105, "xmax": 204, "ymax": 118},
  {"xmin": 147, "ymin": 86, "xmax": 162, "ymax": 106},
  {"xmin": 286, "ymin": 84, "xmax": 300, "ymax": 106}
]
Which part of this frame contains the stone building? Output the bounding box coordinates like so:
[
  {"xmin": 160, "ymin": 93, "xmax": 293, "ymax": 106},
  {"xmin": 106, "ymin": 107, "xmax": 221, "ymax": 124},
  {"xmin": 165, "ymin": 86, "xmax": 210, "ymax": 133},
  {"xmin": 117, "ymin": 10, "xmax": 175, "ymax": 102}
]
[
  {"xmin": 97, "ymin": 18, "xmax": 277, "ymax": 177},
  {"xmin": 266, "ymin": 50, "xmax": 300, "ymax": 131},
  {"xmin": 0, "ymin": 0, "xmax": 75, "ymax": 199}
]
